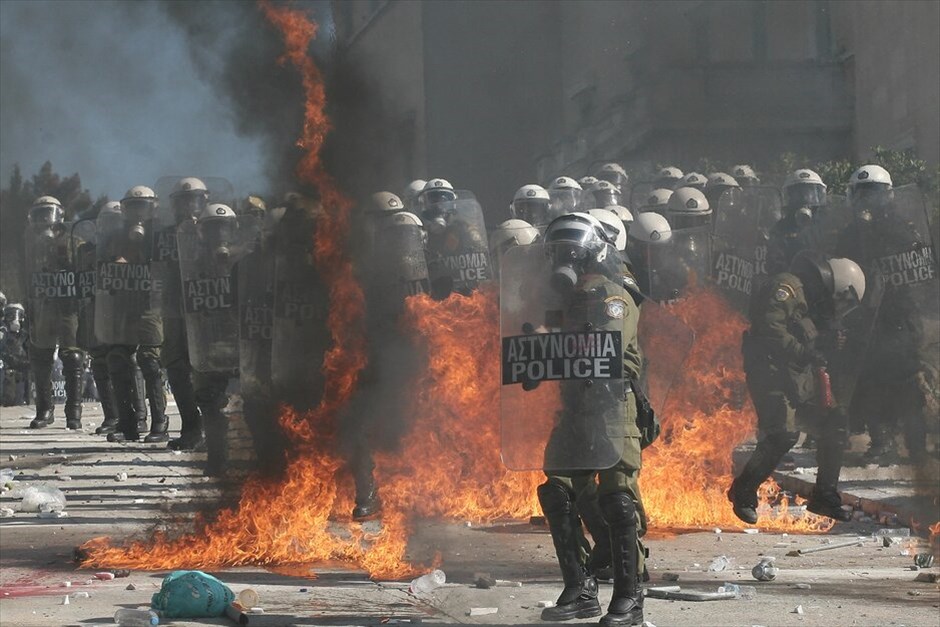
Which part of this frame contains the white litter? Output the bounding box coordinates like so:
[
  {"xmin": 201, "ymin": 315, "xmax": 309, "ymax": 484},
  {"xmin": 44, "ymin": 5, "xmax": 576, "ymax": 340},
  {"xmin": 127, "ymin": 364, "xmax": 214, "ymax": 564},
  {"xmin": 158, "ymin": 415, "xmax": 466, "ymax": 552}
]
[
  {"xmin": 793, "ymin": 605, "xmax": 804, "ymax": 615},
  {"xmin": 468, "ymin": 608, "xmax": 498, "ymax": 616},
  {"xmin": 743, "ymin": 528, "xmax": 759, "ymax": 534},
  {"xmin": 115, "ymin": 472, "xmax": 127, "ymax": 482},
  {"xmin": 19, "ymin": 485, "xmax": 66, "ymax": 512},
  {"xmin": 536, "ymin": 601, "xmax": 555, "ymax": 608}
]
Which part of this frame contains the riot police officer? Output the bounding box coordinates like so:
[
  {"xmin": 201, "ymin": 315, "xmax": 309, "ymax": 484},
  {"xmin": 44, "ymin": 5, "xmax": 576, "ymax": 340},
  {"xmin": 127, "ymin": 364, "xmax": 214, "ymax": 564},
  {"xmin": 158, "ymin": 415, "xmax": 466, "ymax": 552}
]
[
  {"xmin": 547, "ymin": 177, "xmax": 584, "ymax": 217},
  {"xmin": 731, "ymin": 164, "xmax": 761, "ymax": 187},
  {"xmin": 594, "ymin": 162, "xmax": 630, "ymax": 192},
  {"xmin": 587, "ymin": 180, "xmax": 623, "ymax": 209},
  {"xmin": 766, "ymin": 169, "xmax": 828, "ymax": 275},
  {"xmin": 532, "ymin": 213, "xmax": 647, "ymax": 626},
  {"xmin": 729, "ymin": 252, "xmax": 868, "ymax": 523},
  {"xmin": 97, "ymin": 186, "xmax": 168, "ymax": 442},
  {"xmin": 509, "ymin": 184, "xmax": 554, "ymax": 229},
  {"xmin": 704, "ymin": 172, "xmax": 741, "ymax": 211},
  {"xmin": 489, "ymin": 218, "xmax": 539, "ymax": 280},
  {"xmin": 1, "ymin": 303, "xmax": 30, "ymax": 406},
  {"xmin": 637, "ymin": 188, "xmax": 672, "ymax": 214},
  {"xmin": 651, "ymin": 166, "xmax": 683, "ymax": 190},
  {"xmin": 24, "ymin": 196, "xmax": 85, "ymax": 429},
  {"xmin": 402, "ymin": 179, "xmax": 427, "ymax": 213}
]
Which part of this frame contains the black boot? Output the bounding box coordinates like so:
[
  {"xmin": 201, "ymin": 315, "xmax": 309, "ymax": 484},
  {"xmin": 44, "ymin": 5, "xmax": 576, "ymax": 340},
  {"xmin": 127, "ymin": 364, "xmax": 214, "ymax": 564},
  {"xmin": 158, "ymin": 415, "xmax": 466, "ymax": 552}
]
[
  {"xmin": 92, "ymin": 359, "xmax": 120, "ymax": 435},
  {"xmin": 62, "ymin": 354, "xmax": 84, "ymax": 430},
  {"xmin": 599, "ymin": 493, "xmax": 643, "ymax": 627},
  {"xmin": 537, "ymin": 482, "xmax": 602, "ymax": 622},
  {"xmin": 167, "ymin": 415, "xmax": 205, "ymax": 451},
  {"xmin": 167, "ymin": 367, "xmax": 203, "ymax": 450},
  {"xmin": 729, "ymin": 433, "xmax": 796, "ymax": 524},
  {"xmin": 577, "ymin": 488, "xmax": 612, "ymax": 579},
  {"xmin": 807, "ymin": 430, "xmax": 851, "ymax": 521},
  {"xmin": 28, "ymin": 356, "xmax": 55, "ymax": 429},
  {"xmin": 352, "ymin": 467, "xmax": 382, "ymax": 521},
  {"xmin": 107, "ymin": 368, "xmax": 140, "ymax": 443}
]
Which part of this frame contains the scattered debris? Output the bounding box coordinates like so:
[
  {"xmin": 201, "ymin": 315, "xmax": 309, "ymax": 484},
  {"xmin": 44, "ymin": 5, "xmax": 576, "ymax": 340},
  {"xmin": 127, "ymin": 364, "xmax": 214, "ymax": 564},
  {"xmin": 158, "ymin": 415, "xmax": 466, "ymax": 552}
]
[
  {"xmin": 8, "ymin": 455, "xmax": 16, "ymax": 461},
  {"xmin": 718, "ymin": 583, "xmax": 756, "ymax": 599},
  {"xmin": 708, "ymin": 555, "xmax": 732, "ymax": 572},
  {"xmin": 61, "ymin": 595, "xmax": 69, "ymax": 605},
  {"xmin": 751, "ymin": 557, "xmax": 777, "ymax": 582},
  {"xmin": 791, "ymin": 583, "xmax": 812, "ymax": 590},
  {"xmin": 787, "ymin": 538, "xmax": 863, "ymax": 556},
  {"xmin": 907, "ymin": 590, "xmax": 921, "ymax": 597},
  {"xmin": 641, "ymin": 622, "xmax": 657, "ymax": 627},
  {"xmin": 662, "ymin": 573, "xmax": 680, "ymax": 582},
  {"xmin": 913, "ymin": 553, "xmax": 934, "ymax": 568},
  {"xmin": 793, "ymin": 605, "xmax": 804, "ymax": 615},
  {"xmin": 872, "ymin": 528, "xmax": 910, "ymax": 538},
  {"xmin": 19, "ymin": 485, "xmax": 66, "ymax": 513},
  {"xmin": 536, "ymin": 601, "xmax": 554, "ymax": 608},
  {"xmin": 409, "ymin": 570, "xmax": 446, "ymax": 594},
  {"xmin": 62, "ymin": 582, "xmax": 71, "ymax": 588},
  {"xmin": 882, "ymin": 536, "xmax": 901, "ymax": 547},
  {"xmin": 115, "ymin": 472, "xmax": 128, "ymax": 482},
  {"xmin": 914, "ymin": 573, "xmax": 939, "ymax": 583},
  {"xmin": 473, "ymin": 572, "xmax": 496, "ymax": 589},
  {"xmin": 646, "ymin": 587, "xmax": 736, "ymax": 602},
  {"xmin": 37, "ymin": 510, "xmax": 68, "ymax": 519},
  {"xmin": 70, "ymin": 591, "xmax": 89, "ymax": 599},
  {"xmin": 58, "ymin": 476, "xmax": 72, "ymax": 481},
  {"xmin": 468, "ymin": 608, "xmax": 498, "ymax": 616},
  {"xmin": 0, "ymin": 508, "xmax": 14, "ymax": 518},
  {"xmin": 95, "ymin": 572, "xmax": 115, "ymax": 581},
  {"xmin": 126, "ymin": 583, "xmax": 137, "ymax": 591},
  {"xmin": 236, "ymin": 589, "xmax": 259, "ymax": 608},
  {"xmin": 110, "ymin": 569, "xmax": 131, "ymax": 578},
  {"xmin": 225, "ymin": 602, "xmax": 249, "ymax": 625},
  {"xmin": 713, "ymin": 528, "xmax": 722, "ymax": 534},
  {"xmin": 742, "ymin": 529, "xmax": 759, "ymax": 535}
]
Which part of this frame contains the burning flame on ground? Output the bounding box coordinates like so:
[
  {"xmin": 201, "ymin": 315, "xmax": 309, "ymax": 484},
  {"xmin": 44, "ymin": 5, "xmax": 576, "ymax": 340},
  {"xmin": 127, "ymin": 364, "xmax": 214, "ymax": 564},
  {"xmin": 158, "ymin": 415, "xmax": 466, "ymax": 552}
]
[{"xmin": 79, "ymin": 3, "xmax": 829, "ymax": 578}]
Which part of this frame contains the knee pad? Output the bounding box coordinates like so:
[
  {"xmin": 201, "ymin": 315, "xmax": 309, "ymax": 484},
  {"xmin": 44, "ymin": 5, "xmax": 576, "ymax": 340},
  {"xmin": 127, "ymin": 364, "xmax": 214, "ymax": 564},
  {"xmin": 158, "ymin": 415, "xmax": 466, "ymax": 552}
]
[
  {"xmin": 537, "ymin": 481, "xmax": 575, "ymax": 516},
  {"xmin": 59, "ymin": 349, "xmax": 85, "ymax": 373},
  {"xmin": 599, "ymin": 492, "xmax": 638, "ymax": 527}
]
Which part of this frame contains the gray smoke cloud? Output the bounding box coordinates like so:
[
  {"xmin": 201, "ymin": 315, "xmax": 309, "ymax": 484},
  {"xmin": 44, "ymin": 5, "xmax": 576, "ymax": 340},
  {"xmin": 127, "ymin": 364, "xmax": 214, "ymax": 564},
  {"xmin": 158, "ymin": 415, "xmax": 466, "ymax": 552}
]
[{"xmin": 0, "ymin": 0, "xmax": 289, "ymax": 201}]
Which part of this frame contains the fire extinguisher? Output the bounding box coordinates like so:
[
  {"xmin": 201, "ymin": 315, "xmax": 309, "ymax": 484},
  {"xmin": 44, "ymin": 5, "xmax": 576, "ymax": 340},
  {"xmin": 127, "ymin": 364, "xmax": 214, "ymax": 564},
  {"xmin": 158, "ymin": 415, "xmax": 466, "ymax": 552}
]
[{"xmin": 815, "ymin": 366, "xmax": 834, "ymax": 409}]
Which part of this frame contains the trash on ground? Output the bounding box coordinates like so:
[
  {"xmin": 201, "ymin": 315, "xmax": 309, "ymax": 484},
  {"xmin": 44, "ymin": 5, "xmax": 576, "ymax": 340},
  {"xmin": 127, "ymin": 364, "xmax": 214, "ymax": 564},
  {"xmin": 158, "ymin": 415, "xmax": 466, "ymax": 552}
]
[
  {"xmin": 793, "ymin": 605, "xmax": 804, "ymax": 615},
  {"xmin": 751, "ymin": 557, "xmax": 778, "ymax": 582},
  {"xmin": 786, "ymin": 538, "xmax": 863, "ymax": 556},
  {"xmin": 0, "ymin": 468, "xmax": 14, "ymax": 483},
  {"xmin": 913, "ymin": 553, "xmax": 934, "ymax": 568},
  {"xmin": 70, "ymin": 591, "xmax": 89, "ymax": 599},
  {"xmin": 718, "ymin": 583, "xmax": 756, "ymax": 599},
  {"xmin": 114, "ymin": 608, "xmax": 160, "ymax": 625},
  {"xmin": 707, "ymin": 555, "xmax": 731, "ymax": 571},
  {"xmin": 742, "ymin": 529, "xmax": 759, "ymax": 534},
  {"xmin": 115, "ymin": 472, "xmax": 128, "ymax": 482},
  {"xmin": 473, "ymin": 572, "xmax": 495, "ymax": 589},
  {"xmin": 409, "ymin": 569, "xmax": 446, "ymax": 594},
  {"xmin": 126, "ymin": 583, "xmax": 137, "ymax": 590},
  {"xmin": 19, "ymin": 485, "xmax": 66, "ymax": 513},
  {"xmin": 58, "ymin": 475, "xmax": 72, "ymax": 481},
  {"xmin": 914, "ymin": 572, "xmax": 939, "ymax": 583},
  {"xmin": 236, "ymin": 589, "xmax": 259, "ymax": 607},
  {"xmin": 536, "ymin": 601, "xmax": 554, "ymax": 608},
  {"xmin": 37, "ymin": 510, "xmax": 68, "ymax": 519},
  {"xmin": 646, "ymin": 586, "xmax": 735, "ymax": 601},
  {"xmin": 468, "ymin": 607, "xmax": 498, "ymax": 616},
  {"xmin": 662, "ymin": 573, "xmax": 680, "ymax": 582},
  {"xmin": 95, "ymin": 572, "xmax": 116, "ymax": 580},
  {"xmin": 872, "ymin": 528, "xmax": 910, "ymax": 538},
  {"xmin": 494, "ymin": 579, "xmax": 522, "ymax": 587},
  {"xmin": 151, "ymin": 570, "xmax": 235, "ymax": 618},
  {"xmin": 791, "ymin": 583, "xmax": 812, "ymax": 590},
  {"xmin": 0, "ymin": 507, "xmax": 14, "ymax": 518},
  {"xmin": 61, "ymin": 595, "xmax": 69, "ymax": 605}
]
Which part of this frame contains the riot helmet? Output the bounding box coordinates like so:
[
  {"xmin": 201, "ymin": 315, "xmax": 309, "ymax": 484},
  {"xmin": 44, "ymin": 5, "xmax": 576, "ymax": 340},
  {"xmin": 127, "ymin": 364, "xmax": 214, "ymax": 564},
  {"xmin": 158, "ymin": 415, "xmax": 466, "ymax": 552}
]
[
  {"xmin": 588, "ymin": 180, "xmax": 622, "ymax": 208},
  {"xmin": 731, "ymin": 164, "xmax": 760, "ymax": 187},
  {"xmin": 169, "ymin": 177, "xmax": 209, "ymax": 225},
  {"xmin": 578, "ymin": 175, "xmax": 599, "ymax": 190},
  {"xmin": 677, "ymin": 172, "xmax": 707, "ymax": 192},
  {"xmin": 419, "ymin": 178, "xmax": 457, "ymax": 232},
  {"xmin": 371, "ymin": 191, "xmax": 405, "ymax": 214},
  {"xmin": 588, "ymin": 208, "xmax": 627, "ymax": 252},
  {"xmin": 402, "ymin": 179, "xmax": 427, "ymax": 211},
  {"xmin": 548, "ymin": 176, "xmax": 583, "ymax": 217},
  {"xmin": 847, "ymin": 164, "xmax": 894, "ymax": 218},
  {"xmin": 641, "ymin": 188, "xmax": 673, "ymax": 213},
  {"xmin": 629, "ymin": 212, "xmax": 672, "ymax": 244},
  {"xmin": 653, "ymin": 166, "xmax": 684, "ymax": 190},
  {"xmin": 666, "ymin": 187, "xmax": 711, "ymax": 229},
  {"xmin": 28, "ymin": 196, "xmax": 64, "ymax": 239},
  {"xmin": 510, "ymin": 184, "xmax": 553, "ymax": 226},
  {"xmin": 3, "ymin": 303, "xmax": 25, "ymax": 333},
  {"xmin": 120, "ymin": 185, "xmax": 158, "ymax": 241},
  {"xmin": 606, "ymin": 205, "xmax": 634, "ymax": 239},
  {"xmin": 790, "ymin": 250, "xmax": 865, "ymax": 320},
  {"xmin": 705, "ymin": 172, "xmax": 741, "ymax": 207},
  {"xmin": 783, "ymin": 169, "xmax": 827, "ymax": 220},
  {"xmin": 489, "ymin": 219, "xmax": 540, "ymax": 269},
  {"xmin": 543, "ymin": 212, "xmax": 613, "ymax": 293},
  {"xmin": 242, "ymin": 195, "xmax": 267, "ymax": 219},
  {"xmin": 594, "ymin": 162, "xmax": 629, "ymax": 190},
  {"xmin": 197, "ymin": 203, "xmax": 238, "ymax": 262}
]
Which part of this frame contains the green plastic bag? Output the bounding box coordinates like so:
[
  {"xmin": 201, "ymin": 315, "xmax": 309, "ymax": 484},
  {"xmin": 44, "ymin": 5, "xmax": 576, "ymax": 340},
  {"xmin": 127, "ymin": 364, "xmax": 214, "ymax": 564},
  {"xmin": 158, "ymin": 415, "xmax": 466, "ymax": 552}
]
[{"xmin": 151, "ymin": 570, "xmax": 235, "ymax": 618}]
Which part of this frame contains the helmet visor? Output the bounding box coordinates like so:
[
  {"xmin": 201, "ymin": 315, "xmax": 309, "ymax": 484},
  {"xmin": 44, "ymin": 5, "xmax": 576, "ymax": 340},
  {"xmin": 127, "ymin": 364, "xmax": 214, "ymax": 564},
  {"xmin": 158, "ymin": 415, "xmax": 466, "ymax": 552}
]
[
  {"xmin": 596, "ymin": 171, "xmax": 628, "ymax": 189},
  {"xmin": 549, "ymin": 189, "xmax": 582, "ymax": 215},
  {"xmin": 849, "ymin": 182, "xmax": 892, "ymax": 208},
  {"xmin": 172, "ymin": 192, "xmax": 208, "ymax": 222},
  {"xmin": 421, "ymin": 189, "xmax": 457, "ymax": 207},
  {"xmin": 512, "ymin": 199, "xmax": 552, "ymax": 226},
  {"xmin": 785, "ymin": 183, "xmax": 827, "ymax": 209},
  {"xmin": 29, "ymin": 205, "xmax": 63, "ymax": 227},
  {"xmin": 122, "ymin": 198, "xmax": 156, "ymax": 221},
  {"xmin": 590, "ymin": 189, "xmax": 622, "ymax": 208}
]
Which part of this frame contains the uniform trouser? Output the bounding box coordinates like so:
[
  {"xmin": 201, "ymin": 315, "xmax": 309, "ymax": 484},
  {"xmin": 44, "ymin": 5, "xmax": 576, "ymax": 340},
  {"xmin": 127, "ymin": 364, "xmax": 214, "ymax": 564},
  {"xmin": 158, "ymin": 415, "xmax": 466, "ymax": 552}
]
[
  {"xmin": 161, "ymin": 317, "xmax": 200, "ymax": 436},
  {"xmin": 851, "ymin": 371, "xmax": 926, "ymax": 457},
  {"xmin": 88, "ymin": 345, "xmax": 118, "ymax": 424},
  {"xmin": 1, "ymin": 368, "xmax": 28, "ymax": 406},
  {"xmin": 194, "ymin": 370, "xmax": 233, "ymax": 472},
  {"xmin": 544, "ymin": 435, "xmax": 646, "ymax": 577},
  {"xmin": 738, "ymin": 380, "xmax": 848, "ymax": 503},
  {"xmin": 30, "ymin": 345, "xmax": 84, "ymax": 416},
  {"xmin": 107, "ymin": 345, "xmax": 166, "ymax": 434},
  {"xmin": 242, "ymin": 393, "xmax": 286, "ymax": 476}
]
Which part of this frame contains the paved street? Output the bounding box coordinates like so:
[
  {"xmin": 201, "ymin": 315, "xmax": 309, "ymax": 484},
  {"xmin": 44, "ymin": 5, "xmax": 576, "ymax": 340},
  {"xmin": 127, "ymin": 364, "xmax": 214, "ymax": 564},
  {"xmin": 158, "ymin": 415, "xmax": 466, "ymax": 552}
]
[{"xmin": 1, "ymin": 403, "xmax": 938, "ymax": 627}]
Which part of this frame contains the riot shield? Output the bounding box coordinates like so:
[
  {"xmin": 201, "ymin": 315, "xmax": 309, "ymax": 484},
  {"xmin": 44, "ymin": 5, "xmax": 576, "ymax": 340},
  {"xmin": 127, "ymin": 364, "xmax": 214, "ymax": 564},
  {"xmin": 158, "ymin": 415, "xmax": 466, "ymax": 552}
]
[
  {"xmin": 238, "ymin": 244, "xmax": 276, "ymax": 398},
  {"xmin": 500, "ymin": 242, "xmax": 627, "ymax": 471},
  {"xmin": 70, "ymin": 219, "xmax": 99, "ymax": 349},
  {"xmin": 426, "ymin": 196, "xmax": 491, "ymax": 298},
  {"xmin": 23, "ymin": 224, "xmax": 79, "ymax": 350},
  {"xmin": 93, "ymin": 211, "xmax": 163, "ymax": 346},
  {"xmin": 628, "ymin": 180, "xmax": 655, "ymax": 211},
  {"xmin": 270, "ymin": 207, "xmax": 330, "ymax": 405},
  {"xmin": 178, "ymin": 216, "xmax": 259, "ymax": 373},
  {"xmin": 635, "ymin": 226, "xmax": 711, "ymax": 302},
  {"xmin": 369, "ymin": 218, "xmax": 430, "ymax": 321}
]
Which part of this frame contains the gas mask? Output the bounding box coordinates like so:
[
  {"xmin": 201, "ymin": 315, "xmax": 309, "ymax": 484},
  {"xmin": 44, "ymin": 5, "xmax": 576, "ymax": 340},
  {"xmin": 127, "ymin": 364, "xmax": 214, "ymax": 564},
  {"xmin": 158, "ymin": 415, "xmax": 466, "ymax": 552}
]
[
  {"xmin": 199, "ymin": 219, "xmax": 236, "ymax": 262},
  {"xmin": 851, "ymin": 183, "xmax": 893, "ymax": 222},
  {"xmin": 172, "ymin": 192, "xmax": 208, "ymax": 225},
  {"xmin": 549, "ymin": 243, "xmax": 592, "ymax": 294},
  {"xmin": 4, "ymin": 310, "xmax": 24, "ymax": 334},
  {"xmin": 122, "ymin": 199, "xmax": 155, "ymax": 242},
  {"xmin": 29, "ymin": 206, "xmax": 62, "ymax": 242},
  {"xmin": 422, "ymin": 202, "xmax": 454, "ymax": 235},
  {"xmin": 785, "ymin": 184, "xmax": 826, "ymax": 226}
]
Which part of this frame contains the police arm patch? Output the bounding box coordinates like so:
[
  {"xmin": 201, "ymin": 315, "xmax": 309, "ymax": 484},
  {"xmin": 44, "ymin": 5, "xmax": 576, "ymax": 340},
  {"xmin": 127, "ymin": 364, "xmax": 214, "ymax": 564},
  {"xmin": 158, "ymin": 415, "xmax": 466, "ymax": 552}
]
[{"xmin": 605, "ymin": 296, "xmax": 627, "ymax": 319}]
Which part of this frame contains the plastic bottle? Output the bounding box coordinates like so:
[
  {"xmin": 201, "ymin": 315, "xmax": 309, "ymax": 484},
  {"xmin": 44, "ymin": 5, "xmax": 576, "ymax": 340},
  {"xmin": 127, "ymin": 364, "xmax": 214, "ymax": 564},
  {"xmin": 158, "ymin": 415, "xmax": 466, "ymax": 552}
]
[
  {"xmin": 236, "ymin": 588, "xmax": 259, "ymax": 607},
  {"xmin": 113, "ymin": 608, "xmax": 159, "ymax": 626},
  {"xmin": 409, "ymin": 569, "xmax": 446, "ymax": 594},
  {"xmin": 719, "ymin": 582, "xmax": 757, "ymax": 600}
]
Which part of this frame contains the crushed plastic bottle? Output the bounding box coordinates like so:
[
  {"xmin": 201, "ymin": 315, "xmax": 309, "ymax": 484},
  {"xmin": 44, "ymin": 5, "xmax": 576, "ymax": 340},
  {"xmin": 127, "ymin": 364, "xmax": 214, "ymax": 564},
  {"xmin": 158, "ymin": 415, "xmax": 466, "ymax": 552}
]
[
  {"xmin": 19, "ymin": 485, "xmax": 66, "ymax": 513},
  {"xmin": 719, "ymin": 583, "xmax": 757, "ymax": 600},
  {"xmin": 751, "ymin": 556, "xmax": 778, "ymax": 581},
  {"xmin": 114, "ymin": 608, "xmax": 159, "ymax": 626},
  {"xmin": 409, "ymin": 569, "xmax": 446, "ymax": 594},
  {"xmin": 872, "ymin": 528, "xmax": 910, "ymax": 538},
  {"xmin": 0, "ymin": 468, "xmax": 14, "ymax": 484},
  {"xmin": 707, "ymin": 555, "xmax": 731, "ymax": 572}
]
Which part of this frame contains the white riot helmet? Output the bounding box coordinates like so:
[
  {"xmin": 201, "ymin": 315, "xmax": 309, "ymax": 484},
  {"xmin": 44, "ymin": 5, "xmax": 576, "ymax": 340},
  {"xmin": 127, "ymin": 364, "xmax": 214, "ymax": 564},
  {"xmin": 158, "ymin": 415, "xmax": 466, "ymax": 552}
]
[
  {"xmin": 678, "ymin": 172, "xmax": 707, "ymax": 191},
  {"xmin": 121, "ymin": 185, "xmax": 158, "ymax": 241},
  {"xmin": 371, "ymin": 191, "xmax": 405, "ymax": 213},
  {"xmin": 510, "ymin": 184, "xmax": 553, "ymax": 226},
  {"xmin": 548, "ymin": 176, "xmax": 583, "ymax": 216},
  {"xmin": 578, "ymin": 175, "xmax": 599, "ymax": 189},
  {"xmin": 791, "ymin": 251, "xmax": 866, "ymax": 318},
  {"xmin": 653, "ymin": 166, "xmax": 684, "ymax": 189},
  {"xmin": 490, "ymin": 219, "xmax": 540, "ymax": 260},
  {"xmin": 705, "ymin": 172, "xmax": 741, "ymax": 206},
  {"xmin": 642, "ymin": 188, "xmax": 673, "ymax": 212},
  {"xmin": 28, "ymin": 195, "xmax": 64, "ymax": 235},
  {"xmin": 595, "ymin": 162, "xmax": 629, "ymax": 190},
  {"xmin": 666, "ymin": 187, "xmax": 712, "ymax": 223},
  {"xmin": 386, "ymin": 211, "xmax": 423, "ymax": 228},
  {"xmin": 419, "ymin": 178, "xmax": 457, "ymax": 231},
  {"xmin": 731, "ymin": 164, "xmax": 760, "ymax": 186},
  {"xmin": 543, "ymin": 212, "xmax": 613, "ymax": 292},
  {"xmin": 3, "ymin": 303, "xmax": 26, "ymax": 333},
  {"xmin": 169, "ymin": 177, "xmax": 209, "ymax": 223},
  {"xmin": 196, "ymin": 203, "xmax": 237, "ymax": 261},
  {"xmin": 783, "ymin": 169, "xmax": 827, "ymax": 213},
  {"xmin": 100, "ymin": 201, "xmax": 122, "ymax": 215},
  {"xmin": 588, "ymin": 208, "xmax": 628, "ymax": 252},
  {"xmin": 403, "ymin": 179, "xmax": 427, "ymax": 210},
  {"xmin": 847, "ymin": 164, "xmax": 893, "ymax": 209},
  {"xmin": 607, "ymin": 205, "xmax": 634, "ymax": 238},
  {"xmin": 588, "ymin": 180, "xmax": 622, "ymax": 208},
  {"xmin": 629, "ymin": 212, "xmax": 672, "ymax": 244}
]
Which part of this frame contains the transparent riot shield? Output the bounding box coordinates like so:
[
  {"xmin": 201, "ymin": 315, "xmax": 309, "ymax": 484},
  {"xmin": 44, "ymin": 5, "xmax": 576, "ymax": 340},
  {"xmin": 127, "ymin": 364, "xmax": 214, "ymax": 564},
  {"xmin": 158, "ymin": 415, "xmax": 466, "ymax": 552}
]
[
  {"xmin": 70, "ymin": 219, "xmax": 99, "ymax": 349},
  {"xmin": 270, "ymin": 207, "xmax": 330, "ymax": 404},
  {"xmin": 93, "ymin": 211, "xmax": 163, "ymax": 346},
  {"xmin": 23, "ymin": 223, "xmax": 79, "ymax": 350},
  {"xmin": 238, "ymin": 244, "xmax": 276, "ymax": 399},
  {"xmin": 500, "ymin": 242, "xmax": 628, "ymax": 471},
  {"xmin": 628, "ymin": 180, "xmax": 655, "ymax": 212},
  {"xmin": 711, "ymin": 187, "xmax": 775, "ymax": 312},
  {"xmin": 369, "ymin": 219, "xmax": 430, "ymax": 320},
  {"xmin": 635, "ymin": 226, "xmax": 711, "ymax": 303},
  {"xmin": 426, "ymin": 195, "xmax": 491, "ymax": 298},
  {"xmin": 178, "ymin": 216, "xmax": 259, "ymax": 373}
]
